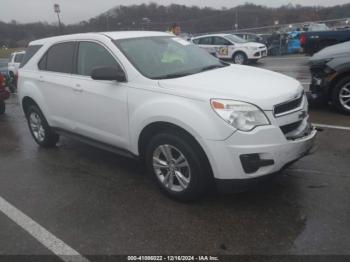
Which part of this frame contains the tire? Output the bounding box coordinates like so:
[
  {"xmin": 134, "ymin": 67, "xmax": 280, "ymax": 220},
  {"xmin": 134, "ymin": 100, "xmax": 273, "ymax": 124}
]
[
  {"xmin": 249, "ymin": 59, "xmax": 259, "ymax": 64},
  {"xmin": 26, "ymin": 105, "xmax": 59, "ymax": 147},
  {"xmin": 8, "ymin": 72, "xmax": 17, "ymax": 93},
  {"xmin": 145, "ymin": 132, "xmax": 212, "ymax": 202},
  {"xmin": 233, "ymin": 52, "xmax": 247, "ymax": 65},
  {"xmin": 0, "ymin": 100, "xmax": 5, "ymax": 115},
  {"xmin": 331, "ymin": 76, "xmax": 350, "ymax": 114}
]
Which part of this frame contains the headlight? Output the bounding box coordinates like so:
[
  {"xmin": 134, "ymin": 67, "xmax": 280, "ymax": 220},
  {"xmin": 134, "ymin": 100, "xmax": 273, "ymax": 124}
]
[{"xmin": 211, "ymin": 99, "xmax": 270, "ymax": 131}]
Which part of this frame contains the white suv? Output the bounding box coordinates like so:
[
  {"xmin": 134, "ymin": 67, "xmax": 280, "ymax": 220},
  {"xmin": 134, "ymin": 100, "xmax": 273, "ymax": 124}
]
[
  {"xmin": 18, "ymin": 31, "xmax": 316, "ymax": 201},
  {"xmin": 192, "ymin": 34, "xmax": 267, "ymax": 64}
]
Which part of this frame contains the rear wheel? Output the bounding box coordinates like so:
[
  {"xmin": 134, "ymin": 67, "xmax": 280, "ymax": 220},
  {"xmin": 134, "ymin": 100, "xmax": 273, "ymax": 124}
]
[
  {"xmin": 233, "ymin": 52, "xmax": 247, "ymax": 65},
  {"xmin": 332, "ymin": 76, "xmax": 350, "ymax": 114},
  {"xmin": 26, "ymin": 105, "xmax": 59, "ymax": 147},
  {"xmin": 0, "ymin": 101, "xmax": 5, "ymax": 115},
  {"xmin": 145, "ymin": 132, "xmax": 211, "ymax": 202}
]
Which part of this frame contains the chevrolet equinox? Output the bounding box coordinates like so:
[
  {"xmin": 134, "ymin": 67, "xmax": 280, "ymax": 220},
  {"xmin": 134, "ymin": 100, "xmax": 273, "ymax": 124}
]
[{"xmin": 18, "ymin": 32, "xmax": 316, "ymax": 201}]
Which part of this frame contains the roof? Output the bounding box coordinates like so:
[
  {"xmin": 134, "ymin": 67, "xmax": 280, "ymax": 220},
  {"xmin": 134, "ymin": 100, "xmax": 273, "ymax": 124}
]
[
  {"xmin": 192, "ymin": 33, "xmax": 230, "ymax": 39},
  {"xmin": 30, "ymin": 31, "xmax": 171, "ymax": 45}
]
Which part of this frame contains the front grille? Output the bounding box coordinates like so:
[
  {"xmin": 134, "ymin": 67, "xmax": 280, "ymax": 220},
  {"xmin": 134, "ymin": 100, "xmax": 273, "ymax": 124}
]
[
  {"xmin": 274, "ymin": 94, "xmax": 304, "ymax": 116},
  {"xmin": 280, "ymin": 121, "xmax": 302, "ymax": 134}
]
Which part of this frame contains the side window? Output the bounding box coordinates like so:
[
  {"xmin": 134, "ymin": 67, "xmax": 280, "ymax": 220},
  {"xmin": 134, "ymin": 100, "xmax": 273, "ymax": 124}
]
[
  {"xmin": 212, "ymin": 37, "xmax": 232, "ymax": 46},
  {"xmin": 198, "ymin": 37, "xmax": 212, "ymax": 45},
  {"xmin": 192, "ymin": 39, "xmax": 200, "ymax": 44},
  {"xmin": 77, "ymin": 42, "xmax": 121, "ymax": 77},
  {"xmin": 14, "ymin": 53, "xmax": 24, "ymax": 63},
  {"xmin": 20, "ymin": 45, "xmax": 42, "ymax": 68},
  {"xmin": 42, "ymin": 42, "xmax": 75, "ymax": 73}
]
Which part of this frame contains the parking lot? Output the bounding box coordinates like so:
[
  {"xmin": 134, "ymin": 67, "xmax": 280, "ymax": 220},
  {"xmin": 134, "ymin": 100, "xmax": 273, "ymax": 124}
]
[{"xmin": 0, "ymin": 55, "xmax": 349, "ymax": 259}]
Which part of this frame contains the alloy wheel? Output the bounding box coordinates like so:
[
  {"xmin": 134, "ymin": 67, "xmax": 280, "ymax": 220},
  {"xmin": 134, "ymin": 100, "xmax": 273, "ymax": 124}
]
[
  {"xmin": 29, "ymin": 112, "xmax": 46, "ymax": 142},
  {"xmin": 153, "ymin": 144, "xmax": 191, "ymax": 192},
  {"xmin": 339, "ymin": 83, "xmax": 350, "ymax": 111}
]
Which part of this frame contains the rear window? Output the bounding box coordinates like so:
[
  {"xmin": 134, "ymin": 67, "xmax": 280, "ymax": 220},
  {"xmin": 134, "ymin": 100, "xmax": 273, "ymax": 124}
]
[
  {"xmin": 39, "ymin": 42, "xmax": 75, "ymax": 74},
  {"xmin": 20, "ymin": 45, "xmax": 42, "ymax": 68}
]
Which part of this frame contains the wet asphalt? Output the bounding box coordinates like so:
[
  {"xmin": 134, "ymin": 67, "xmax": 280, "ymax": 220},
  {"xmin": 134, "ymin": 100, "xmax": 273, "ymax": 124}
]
[{"xmin": 0, "ymin": 55, "xmax": 349, "ymax": 257}]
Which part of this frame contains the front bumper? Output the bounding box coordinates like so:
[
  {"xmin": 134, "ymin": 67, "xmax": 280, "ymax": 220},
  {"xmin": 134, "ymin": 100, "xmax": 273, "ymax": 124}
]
[
  {"xmin": 309, "ymin": 75, "xmax": 331, "ymax": 102},
  {"xmin": 202, "ymin": 120, "xmax": 316, "ymax": 182},
  {"xmin": 249, "ymin": 48, "xmax": 268, "ymax": 59}
]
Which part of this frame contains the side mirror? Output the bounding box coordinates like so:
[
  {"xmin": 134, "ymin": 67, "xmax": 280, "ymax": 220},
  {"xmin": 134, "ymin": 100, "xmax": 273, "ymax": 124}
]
[{"xmin": 91, "ymin": 66, "xmax": 126, "ymax": 82}]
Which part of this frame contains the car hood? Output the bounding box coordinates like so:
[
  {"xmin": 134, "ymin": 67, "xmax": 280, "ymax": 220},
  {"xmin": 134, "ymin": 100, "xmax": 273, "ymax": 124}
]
[
  {"xmin": 158, "ymin": 65, "xmax": 303, "ymax": 110},
  {"xmin": 311, "ymin": 41, "xmax": 350, "ymax": 61},
  {"xmin": 237, "ymin": 42, "xmax": 265, "ymax": 48}
]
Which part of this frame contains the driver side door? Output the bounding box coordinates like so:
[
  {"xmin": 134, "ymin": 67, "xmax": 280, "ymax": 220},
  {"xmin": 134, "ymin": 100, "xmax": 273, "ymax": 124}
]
[
  {"xmin": 71, "ymin": 41, "xmax": 129, "ymax": 149},
  {"xmin": 212, "ymin": 37, "xmax": 234, "ymax": 59}
]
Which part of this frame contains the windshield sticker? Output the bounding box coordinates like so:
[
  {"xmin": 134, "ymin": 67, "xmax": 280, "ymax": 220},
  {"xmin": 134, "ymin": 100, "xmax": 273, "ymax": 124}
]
[{"xmin": 172, "ymin": 38, "xmax": 191, "ymax": 46}]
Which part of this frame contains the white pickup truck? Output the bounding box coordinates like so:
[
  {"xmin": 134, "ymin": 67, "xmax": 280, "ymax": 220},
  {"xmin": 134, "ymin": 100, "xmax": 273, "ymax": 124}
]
[{"xmin": 8, "ymin": 51, "xmax": 25, "ymax": 78}]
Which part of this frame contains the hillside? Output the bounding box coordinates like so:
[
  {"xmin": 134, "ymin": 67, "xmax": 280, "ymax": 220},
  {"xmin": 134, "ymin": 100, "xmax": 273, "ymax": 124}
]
[{"xmin": 1, "ymin": 3, "xmax": 350, "ymax": 48}]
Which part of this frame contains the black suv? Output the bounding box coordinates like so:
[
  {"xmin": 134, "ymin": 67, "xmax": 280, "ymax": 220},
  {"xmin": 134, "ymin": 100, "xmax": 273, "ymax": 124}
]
[{"xmin": 309, "ymin": 41, "xmax": 350, "ymax": 114}]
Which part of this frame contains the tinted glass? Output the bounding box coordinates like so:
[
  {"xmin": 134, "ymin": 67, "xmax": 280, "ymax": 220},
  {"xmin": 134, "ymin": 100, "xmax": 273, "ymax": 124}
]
[
  {"xmin": 20, "ymin": 45, "xmax": 42, "ymax": 68},
  {"xmin": 14, "ymin": 54, "xmax": 24, "ymax": 63},
  {"xmin": 38, "ymin": 54, "xmax": 47, "ymax": 70},
  {"xmin": 198, "ymin": 37, "xmax": 212, "ymax": 45},
  {"xmin": 77, "ymin": 42, "xmax": 120, "ymax": 76},
  {"xmin": 192, "ymin": 39, "xmax": 200, "ymax": 44},
  {"xmin": 212, "ymin": 37, "xmax": 231, "ymax": 45},
  {"xmin": 45, "ymin": 42, "xmax": 75, "ymax": 73},
  {"xmin": 115, "ymin": 36, "xmax": 227, "ymax": 80}
]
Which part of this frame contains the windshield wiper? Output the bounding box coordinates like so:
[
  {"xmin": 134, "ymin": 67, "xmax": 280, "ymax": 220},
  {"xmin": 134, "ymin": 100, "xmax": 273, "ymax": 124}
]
[
  {"xmin": 199, "ymin": 64, "xmax": 227, "ymax": 73},
  {"xmin": 153, "ymin": 72, "xmax": 193, "ymax": 80}
]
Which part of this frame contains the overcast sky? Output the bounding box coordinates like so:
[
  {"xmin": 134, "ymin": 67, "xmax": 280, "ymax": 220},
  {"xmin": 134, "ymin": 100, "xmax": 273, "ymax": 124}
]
[{"xmin": 1, "ymin": 0, "xmax": 349, "ymax": 24}]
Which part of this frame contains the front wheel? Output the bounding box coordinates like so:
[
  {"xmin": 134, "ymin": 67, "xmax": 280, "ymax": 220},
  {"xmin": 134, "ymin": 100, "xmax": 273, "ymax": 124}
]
[
  {"xmin": 145, "ymin": 132, "xmax": 211, "ymax": 202},
  {"xmin": 332, "ymin": 76, "xmax": 350, "ymax": 114},
  {"xmin": 0, "ymin": 100, "xmax": 5, "ymax": 115},
  {"xmin": 26, "ymin": 105, "xmax": 60, "ymax": 147},
  {"xmin": 233, "ymin": 52, "xmax": 248, "ymax": 65}
]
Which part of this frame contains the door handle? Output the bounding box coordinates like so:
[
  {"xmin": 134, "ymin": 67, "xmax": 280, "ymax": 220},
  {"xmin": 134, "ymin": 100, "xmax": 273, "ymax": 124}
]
[
  {"xmin": 72, "ymin": 84, "xmax": 83, "ymax": 93},
  {"xmin": 39, "ymin": 76, "xmax": 45, "ymax": 82}
]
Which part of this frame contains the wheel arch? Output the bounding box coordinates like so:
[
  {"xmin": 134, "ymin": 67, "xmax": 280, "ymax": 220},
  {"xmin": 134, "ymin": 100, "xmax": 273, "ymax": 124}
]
[
  {"xmin": 328, "ymin": 71, "xmax": 350, "ymax": 99},
  {"xmin": 137, "ymin": 121, "xmax": 213, "ymax": 178},
  {"xmin": 232, "ymin": 49, "xmax": 248, "ymax": 59}
]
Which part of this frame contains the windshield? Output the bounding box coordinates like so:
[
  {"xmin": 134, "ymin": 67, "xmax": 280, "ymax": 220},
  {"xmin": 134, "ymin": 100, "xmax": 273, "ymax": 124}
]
[
  {"xmin": 114, "ymin": 36, "xmax": 227, "ymax": 79},
  {"xmin": 309, "ymin": 24, "xmax": 329, "ymax": 32},
  {"xmin": 226, "ymin": 34, "xmax": 247, "ymax": 43}
]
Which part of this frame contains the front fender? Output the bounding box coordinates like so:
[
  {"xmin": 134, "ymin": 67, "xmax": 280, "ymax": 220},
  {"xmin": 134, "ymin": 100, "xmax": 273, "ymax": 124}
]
[{"xmin": 128, "ymin": 90, "xmax": 234, "ymax": 155}]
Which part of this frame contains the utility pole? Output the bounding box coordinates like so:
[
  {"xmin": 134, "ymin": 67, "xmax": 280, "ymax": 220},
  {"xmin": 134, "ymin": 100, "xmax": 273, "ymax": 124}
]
[
  {"xmin": 54, "ymin": 4, "xmax": 63, "ymax": 34},
  {"xmin": 234, "ymin": 7, "xmax": 239, "ymax": 31}
]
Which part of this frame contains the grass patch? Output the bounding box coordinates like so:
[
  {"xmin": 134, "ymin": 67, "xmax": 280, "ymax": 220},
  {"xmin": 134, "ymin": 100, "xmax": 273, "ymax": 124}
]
[{"xmin": 0, "ymin": 48, "xmax": 25, "ymax": 59}]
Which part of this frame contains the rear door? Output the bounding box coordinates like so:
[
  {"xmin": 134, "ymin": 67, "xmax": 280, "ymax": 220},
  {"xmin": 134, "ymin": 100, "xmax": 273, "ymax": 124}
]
[
  {"xmin": 212, "ymin": 36, "xmax": 234, "ymax": 59},
  {"xmin": 37, "ymin": 41, "xmax": 77, "ymax": 130},
  {"xmin": 70, "ymin": 41, "xmax": 129, "ymax": 149},
  {"xmin": 196, "ymin": 37, "xmax": 216, "ymax": 56}
]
